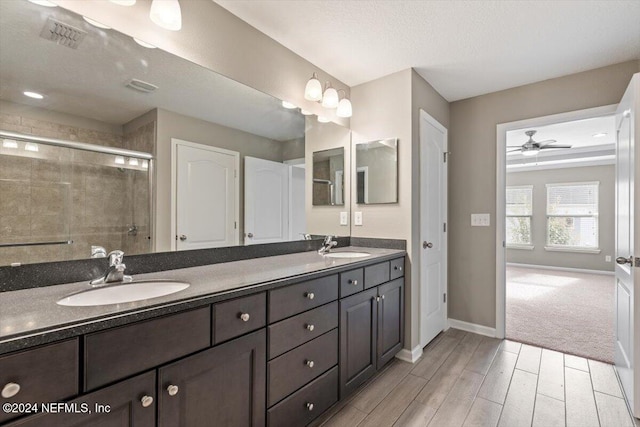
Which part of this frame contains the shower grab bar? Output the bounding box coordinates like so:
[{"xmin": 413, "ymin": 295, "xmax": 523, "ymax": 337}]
[
  {"xmin": 0, "ymin": 240, "xmax": 73, "ymax": 248},
  {"xmin": 0, "ymin": 130, "xmax": 153, "ymax": 159}
]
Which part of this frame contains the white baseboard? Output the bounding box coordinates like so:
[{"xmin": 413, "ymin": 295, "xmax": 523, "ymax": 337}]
[
  {"xmin": 448, "ymin": 318, "xmax": 497, "ymax": 338},
  {"xmin": 395, "ymin": 345, "xmax": 423, "ymax": 363},
  {"xmin": 507, "ymin": 262, "xmax": 614, "ymax": 276}
]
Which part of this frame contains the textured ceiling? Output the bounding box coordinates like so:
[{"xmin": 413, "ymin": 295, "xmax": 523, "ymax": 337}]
[{"xmin": 215, "ymin": 0, "xmax": 640, "ymax": 101}]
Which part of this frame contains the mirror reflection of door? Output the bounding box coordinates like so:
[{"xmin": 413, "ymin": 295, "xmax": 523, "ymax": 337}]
[
  {"xmin": 356, "ymin": 167, "xmax": 368, "ymax": 204},
  {"xmin": 172, "ymin": 139, "xmax": 239, "ymax": 251}
]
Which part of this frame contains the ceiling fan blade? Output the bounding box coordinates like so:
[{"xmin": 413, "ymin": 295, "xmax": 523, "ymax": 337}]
[
  {"xmin": 507, "ymin": 149, "xmax": 522, "ymax": 153},
  {"xmin": 540, "ymin": 144, "xmax": 572, "ymax": 149},
  {"xmin": 506, "ymin": 145, "xmax": 523, "ymax": 148},
  {"xmin": 537, "ymin": 139, "xmax": 557, "ymax": 146}
]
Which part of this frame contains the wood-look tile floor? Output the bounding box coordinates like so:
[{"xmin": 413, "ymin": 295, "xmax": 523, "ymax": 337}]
[{"xmin": 314, "ymin": 328, "xmax": 637, "ymax": 427}]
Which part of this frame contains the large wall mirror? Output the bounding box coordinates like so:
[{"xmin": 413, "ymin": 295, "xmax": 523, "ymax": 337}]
[
  {"xmin": 355, "ymin": 138, "xmax": 398, "ymax": 204},
  {"xmin": 0, "ymin": 1, "xmax": 350, "ymax": 267}
]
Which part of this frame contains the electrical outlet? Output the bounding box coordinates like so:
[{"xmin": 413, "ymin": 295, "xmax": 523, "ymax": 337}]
[
  {"xmin": 354, "ymin": 211, "xmax": 363, "ymax": 226},
  {"xmin": 605, "ymin": 255, "xmax": 612, "ymax": 262},
  {"xmin": 340, "ymin": 211, "xmax": 348, "ymax": 226},
  {"xmin": 471, "ymin": 213, "xmax": 490, "ymax": 227}
]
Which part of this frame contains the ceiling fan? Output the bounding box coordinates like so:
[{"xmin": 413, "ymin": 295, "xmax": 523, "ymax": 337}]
[{"xmin": 508, "ymin": 130, "xmax": 572, "ymax": 156}]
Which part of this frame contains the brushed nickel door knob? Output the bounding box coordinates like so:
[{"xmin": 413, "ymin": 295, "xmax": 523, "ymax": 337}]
[
  {"xmin": 616, "ymin": 256, "xmax": 633, "ymax": 265},
  {"xmin": 423, "ymin": 241, "xmax": 433, "ymax": 249},
  {"xmin": 247, "ymin": 232, "xmax": 254, "ymax": 238},
  {"xmin": 179, "ymin": 234, "xmax": 187, "ymax": 241}
]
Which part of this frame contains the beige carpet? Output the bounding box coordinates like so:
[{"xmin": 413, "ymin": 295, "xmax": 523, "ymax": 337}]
[{"xmin": 506, "ymin": 265, "xmax": 615, "ymax": 363}]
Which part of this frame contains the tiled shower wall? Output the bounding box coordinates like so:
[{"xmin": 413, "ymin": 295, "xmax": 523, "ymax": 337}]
[{"xmin": 0, "ymin": 112, "xmax": 155, "ymax": 266}]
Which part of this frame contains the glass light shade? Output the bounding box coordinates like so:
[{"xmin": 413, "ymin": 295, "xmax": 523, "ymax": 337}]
[
  {"xmin": 282, "ymin": 101, "xmax": 297, "ymax": 109},
  {"xmin": 521, "ymin": 149, "xmax": 539, "ymax": 157},
  {"xmin": 28, "ymin": 0, "xmax": 57, "ymax": 7},
  {"xmin": 150, "ymin": 0, "xmax": 182, "ymax": 31},
  {"xmin": 83, "ymin": 16, "xmax": 112, "ymax": 29},
  {"xmin": 317, "ymin": 116, "xmax": 330, "ymax": 123},
  {"xmin": 321, "ymin": 86, "xmax": 339, "ymax": 109},
  {"xmin": 109, "ymin": 0, "xmax": 137, "ymax": 5},
  {"xmin": 336, "ymin": 98, "xmax": 352, "ymax": 118},
  {"xmin": 304, "ymin": 74, "xmax": 323, "ymax": 102}
]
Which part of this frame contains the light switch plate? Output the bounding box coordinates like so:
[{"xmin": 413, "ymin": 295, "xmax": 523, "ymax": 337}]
[
  {"xmin": 471, "ymin": 213, "xmax": 490, "ymax": 227},
  {"xmin": 354, "ymin": 211, "xmax": 363, "ymax": 226},
  {"xmin": 340, "ymin": 211, "xmax": 348, "ymax": 226}
]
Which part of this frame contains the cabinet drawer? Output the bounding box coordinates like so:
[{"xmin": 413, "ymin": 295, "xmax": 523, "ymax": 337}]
[
  {"xmin": 214, "ymin": 292, "xmax": 266, "ymax": 344},
  {"xmin": 364, "ymin": 261, "xmax": 390, "ymax": 289},
  {"xmin": 390, "ymin": 257, "xmax": 405, "ymax": 280},
  {"xmin": 269, "ymin": 274, "xmax": 338, "ymax": 322},
  {"xmin": 0, "ymin": 339, "xmax": 79, "ymax": 424},
  {"xmin": 269, "ymin": 302, "xmax": 338, "ymax": 359},
  {"xmin": 339, "ymin": 268, "xmax": 364, "ymax": 298},
  {"xmin": 267, "ymin": 366, "xmax": 338, "ymax": 427},
  {"xmin": 268, "ymin": 329, "xmax": 338, "ymax": 407},
  {"xmin": 84, "ymin": 306, "xmax": 210, "ymax": 391}
]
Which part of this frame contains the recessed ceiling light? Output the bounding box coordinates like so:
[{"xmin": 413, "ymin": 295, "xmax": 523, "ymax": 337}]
[
  {"xmin": 28, "ymin": 0, "xmax": 57, "ymax": 7},
  {"xmin": 592, "ymin": 132, "xmax": 607, "ymax": 138},
  {"xmin": 24, "ymin": 143, "xmax": 39, "ymax": 152},
  {"xmin": 23, "ymin": 91, "xmax": 44, "ymax": 100},
  {"xmin": 282, "ymin": 101, "xmax": 297, "ymax": 109},
  {"xmin": 2, "ymin": 139, "xmax": 18, "ymax": 149},
  {"xmin": 83, "ymin": 16, "xmax": 112, "ymax": 29},
  {"xmin": 133, "ymin": 37, "xmax": 156, "ymax": 49}
]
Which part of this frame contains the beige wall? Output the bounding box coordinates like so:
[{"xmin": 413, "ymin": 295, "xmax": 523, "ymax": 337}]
[
  {"xmin": 449, "ymin": 60, "xmax": 640, "ymax": 328},
  {"xmin": 506, "ymin": 165, "xmax": 615, "ymax": 271},
  {"xmin": 154, "ymin": 108, "xmax": 285, "ymax": 251},
  {"xmin": 351, "ymin": 68, "xmax": 450, "ymax": 353},
  {"xmin": 54, "ymin": 0, "xmax": 349, "ymax": 127}
]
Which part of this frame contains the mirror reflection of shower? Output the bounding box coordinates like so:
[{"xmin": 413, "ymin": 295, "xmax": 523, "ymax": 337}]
[
  {"xmin": 313, "ymin": 178, "xmax": 334, "ymax": 205},
  {"xmin": 312, "ymin": 147, "xmax": 345, "ymax": 206}
]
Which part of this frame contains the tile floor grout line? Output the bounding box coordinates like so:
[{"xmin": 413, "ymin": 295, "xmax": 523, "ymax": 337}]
[{"xmin": 587, "ymin": 361, "xmax": 603, "ymax": 427}]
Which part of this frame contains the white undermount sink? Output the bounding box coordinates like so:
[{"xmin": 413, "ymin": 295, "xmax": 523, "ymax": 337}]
[
  {"xmin": 324, "ymin": 251, "xmax": 371, "ymax": 259},
  {"xmin": 56, "ymin": 280, "xmax": 190, "ymax": 307}
]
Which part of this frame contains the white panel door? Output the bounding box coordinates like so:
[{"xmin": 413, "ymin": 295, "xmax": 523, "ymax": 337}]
[
  {"xmin": 244, "ymin": 157, "xmax": 289, "ymax": 245},
  {"xmin": 615, "ymin": 73, "xmax": 639, "ymax": 418},
  {"xmin": 419, "ymin": 110, "xmax": 448, "ymax": 348},
  {"xmin": 174, "ymin": 141, "xmax": 238, "ymax": 250},
  {"xmin": 289, "ymin": 166, "xmax": 306, "ymax": 240}
]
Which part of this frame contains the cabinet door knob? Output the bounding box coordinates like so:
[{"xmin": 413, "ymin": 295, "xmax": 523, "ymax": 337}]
[
  {"xmin": 349, "ymin": 279, "xmax": 358, "ymax": 285},
  {"xmin": 306, "ymin": 360, "xmax": 315, "ymax": 368},
  {"xmin": 1, "ymin": 382, "xmax": 20, "ymax": 399},
  {"xmin": 306, "ymin": 324, "xmax": 315, "ymax": 332},
  {"xmin": 240, "ymin": 313, "xmax": 250, "ymax": 322},
  {"xmin": 394, "ymin": 266, "xmax": 402, "ymax": 271},
  {"xmin": 167, "ymin": 385, "xmax": 179, "ymax": 396},
  {"xmin": 305, "ymin": 292, "xmax": 315, "ymax": 300},
  {"xmin": 141, "ymin": 395, "xmax": 154, "ymax": 408},
  {"xmin": 306, "ymin": 402, "xmax": 314, "ymax": 411},
  {"xmin": 376, "ymin": 296, "xmax": 381, "ymax": 302}
]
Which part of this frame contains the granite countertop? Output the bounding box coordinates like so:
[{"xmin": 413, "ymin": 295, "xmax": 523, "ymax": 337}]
[{"xmin": 0, "ymin": 246, "xmax": 404, "ymax": 354}]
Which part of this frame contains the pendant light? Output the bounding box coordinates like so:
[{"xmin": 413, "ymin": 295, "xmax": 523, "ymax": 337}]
[
  {"xmin": 321, "ymin": 83, "xmax": 339, "ymax": 109},
  {"xmin": 150, "ymin": 0, "xmax": 182, "ymax": 31},
  {"xmin": 336, "ymin": 90, "xmax": 353, "ymax": 118},
  {"xmin": 304, "ymin": 73, "xmax": 323, "ymax": 102}
]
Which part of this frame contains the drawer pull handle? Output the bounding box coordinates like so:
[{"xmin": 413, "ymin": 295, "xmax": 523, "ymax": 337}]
[
  {"xmin": 141, "ymin": 395, "xmax": 154, "ymax": 408},
  {"xmin": 394, "ymin": 266, "xmax": 402, "ymax": 271},
  {"xmin": 349, "ymin": 279, "xmax": 358, "ymax": 285},
  {"xmin": 306, "ymin": 324, "xmax": 315, "ymax": 332},
  {"xmin": 240, "ymin": 313, "xmax": 250, "ymax": 322},
  {"xmin": 306, "ymin": 402, "xmax": 314, "ymax": 411},
  {"xmin": 306, "ymin": 360, "xmax": 315, "ymax": 368},
  {"xmin": 1, "ymin": 382, "xmax": 20, "ymax": 399},
  {"xmin": 167, "ymin": 385, "xmax": 179, "ymax": 396},
  {"xmin": 305, "ymin": 292, "xmax": 315, "ymax": 300}
]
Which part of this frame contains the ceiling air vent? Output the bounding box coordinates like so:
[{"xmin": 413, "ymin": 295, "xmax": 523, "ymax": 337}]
[
  {"xmin": 39, "ymin": 17, "xmax": 87, "ymax": 49},
  {"xmin": 126, "ymin": 79, "xmax": 158, "ymax": 94}
]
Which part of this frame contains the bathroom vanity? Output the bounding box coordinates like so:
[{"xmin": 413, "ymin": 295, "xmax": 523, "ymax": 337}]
[{"xmin": 0, "ymin": 248, "xmax": 405, "ymax": 426}]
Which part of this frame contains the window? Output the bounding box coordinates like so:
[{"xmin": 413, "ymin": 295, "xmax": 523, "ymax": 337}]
[
  {"xmin": 546, "ymin": 182, "xmax": 599, "ymax": 249},
  {"xmin": 506, "ymin": 186, "xmax": 533, "ymax": 246}
]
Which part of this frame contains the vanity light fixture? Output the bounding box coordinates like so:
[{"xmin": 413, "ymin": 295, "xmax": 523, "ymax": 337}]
[
  {"xmin": 23, "ymin": 91, "xmax": 44, "ymax": 100},
  {"xmin": 133, "ymin": 38, "xmax": 157, "ymax": 49},
  {"xmin": 321, "ymin": 83, "xmax": 339, "ymax": 109},
  {"xmin": 150, "ymin": 0, "xmax": 182, "ymax": 31},
  {"xmin": 304, "ymin": 73, "xmax": 323, "ymax": 102},
  {"xmin": 115, "ymin": 156, "xmax": 125, "ymax": 165},
  {"xmin": 24, "ymin": 142, "xmax": 39, "ymax": 152},
  {"xmin": 109, "ymin": 0, "xmax": 137, "ymax": 5},
  {"xmin": 2, "ymin": 139, "xmax": 18, "ymax": 149},
  {"xmin": 129, "ymin": 158, "xmax": 139, "ymax": 166},
  {"xmin": 282, "ymin": 101, "xmax": 297, "ymax": 109},
  {"xmin": 83, "ymin": 16, "xmax": 112, "ymax": 30},
  {"xmin": 336, "ymin": 90, "xmax": 353, "ymax": 118},
  {"xmin": 28, "ymin": 0, "xmax": 57, "ymax": 7},
  {"xmin": 317, "ymin": 116, "xmax": 331, "ymax": 123},
  {"xmin": 300, "ymin": 109, "xmax": 312, "ymax": 116}
]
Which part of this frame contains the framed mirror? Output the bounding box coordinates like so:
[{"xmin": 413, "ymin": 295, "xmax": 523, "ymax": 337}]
[
  {"xmin": 312, "ymin": 148, "xmax": 345, "ymax": 206},
  {"xmin": 355, "ymin": 138, "xmax": 398, "ymax": 204}
]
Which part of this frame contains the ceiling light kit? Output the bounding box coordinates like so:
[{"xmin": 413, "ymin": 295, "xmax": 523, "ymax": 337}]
[
  {"xmin": 508, "ymin": 130, "xmax": 573, "ymax": 157},
  {"xmin": 304, "ymin": 72, "xmax": 353, "ymax": 119}
]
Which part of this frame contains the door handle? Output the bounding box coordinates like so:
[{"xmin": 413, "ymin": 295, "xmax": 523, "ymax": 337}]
[
  {"xmin": 423, "ymin": 241, "xmax": 433, "ymax": 249},
  {"xmin": 616, "ymin": 256, "xmax": 633, "ymax": 265},
  {"xmin": 179, "ymin": 235, "xmax": 187, "ymax": 241},
  {"xmin": 247, "ymin": 233, "xmax": 254, "ymax": 238}
]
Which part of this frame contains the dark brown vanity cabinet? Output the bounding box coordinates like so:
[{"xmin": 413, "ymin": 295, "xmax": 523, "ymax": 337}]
[{"xmin": 339, "ymin": 259, "xmax": 405, "ymax": 399}]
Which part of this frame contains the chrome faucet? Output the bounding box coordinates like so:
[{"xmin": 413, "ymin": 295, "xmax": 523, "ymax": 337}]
[
  {"xmin": 90, "ymin": 250, "xmax": 132, "ymax": 285},
  {"xmin": 318, "ymin": 235, "xmax": 338, "ymax": 255}
]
